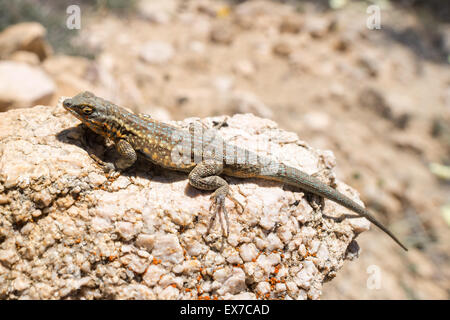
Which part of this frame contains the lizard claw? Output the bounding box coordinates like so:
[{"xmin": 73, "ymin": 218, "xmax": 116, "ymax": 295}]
[
  {"xmin": 227, "ymin": 194, "xmax": 244, "ymax": 214},
  {"xmin": 88, "ymin": 153, "xmax": 116, "ymax": 173}
]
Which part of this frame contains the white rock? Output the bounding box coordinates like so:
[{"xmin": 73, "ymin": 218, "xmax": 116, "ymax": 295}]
[
  {"xmin": 180, "ymin": 259, "xmax": 201, "ymax": 274},
  {"xmin": 316, "ymin": 244, "xmax": 330, "ymax": 261},
  {"xmin": 302, "ymin": 112, "xmax": 330, "ymax": 131},
  {"xmin": 275, "ymin": 283, "xmax": 286, "ymax": 293},
  {"xmin": 256, "ymin": 253, "xmax": 280, "ymax": 273},
  {"xmin": 0, "ymin": 22, "xmax": 52, "ymax": 60},
  {"xmin": 217, "ymin": 268, "xmax": 246, "ymax": 295},
  {"xmin": 239, "ymin": 243, "xmax": 259, "ymax": 262},
  {"xmin": 9, "ymin": 51, "xmax": 40, "ymax": 65},
  {"xmin": 139, "ymin": 41, "xmax": 175, "ymax": 65},
  {"xmin": 0, "ymin": 61, "xmax": 55, "ymax": 110},
  {"xmin": 296, "ymin": 289, "xmax": 308, "ymax": 300},
  {"xmin": 0, "ymin": 249, "xmax": 18, "ymax": 266},
  {"xmin": 286, "ymin": 281, "xmax": 298, "ymax": 295},
  {"xmin": 213, "ymin": 267, "xmax": 230, "ymax": 283},
  {"xmin": 213, "ymin": 76, "xmax": 234, "ymax": 93},
  {"xmin": 225, "ymin": 248, "xmax": 243, "ymax": 265},
  {"xmin": 143, "ymin": 265, "xmax": 166, "ymax": 286},
  {"xmin": 116, "ymin": 221, "xmax": 136, "ymax": 241},
  {"xmin": 233, "ymin": 60, "xmax": 255, "ymax": 77},
  {"xmin": 348, "ymin": 217, "xmax": 371, "ymax": 234},
  {"xmin": 256, "ymin": 282, "xmax": 271, "ymax": 294},
  {"xmin": 137, "ymin": 0, "xmax": 177, "ymax": 24},
  {"xmin": 151, "ymin": 233, "xmax": 184, "ymax": 264},
  {"xmin": 13, "ymin": 276, "xmax": 31, "ymax": 291},
  {"xmin": 158, "ymin": 285, "xmax": 179, "ymax": 299},
  {"xmin": 230, "ymin": 292, "xmax": 257, "ymax": 300},
  {"xmin": 294, "ymin": 261, "xmax": 317, "ymax": 289},
  {"xmin": 135, "ymin": 234, "xmax": 155, "ymax": 251},
  {"xmin": 227, "ymin": 91, "xmax": 273, "ymax": 119},
  {"xmin": 266, "ymin": 233, "xmax": 283, "ymax": 251}
]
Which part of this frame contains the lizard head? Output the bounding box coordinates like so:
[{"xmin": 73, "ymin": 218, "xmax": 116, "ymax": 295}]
[{"xmin": 63, "ymin": 91, "xmax": 112, "ymax": 135}]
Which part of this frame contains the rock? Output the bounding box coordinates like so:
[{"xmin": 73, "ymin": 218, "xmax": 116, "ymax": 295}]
[
  {"xmin": 333, "ymin": 32, "xmax": 355, "ymax": 52},
  {"xmin": 0, "ymin": 61, "xmax": 55, "ymax": 111},
  {"xmin": 42, "ymin": 55, "xmax": 97, "ymax": 98},
  {"xmin": 358, "ymin": 87, "xmax": 411, "ymax": 129},
  {"xmin": 234, "ymin": 0, "xmax": 294, "ymax": 30},
  {"xmin": 239, "ymin": 243, "xmax": 259, "ymax": 262},
  {"xmin": 358, "ymin": 87, "xmax": 388, "ymax": 118},
  {"xmin": 0, "ymin": 22, "xmax": 52, "ymax": 61},
  {"xmin": 194, "ymin": 2, "xmax": 231, "ymax": 20},
  {"xmin": 304, "ymin": 16, "xmax": 332, "ymax": 39},
  {"xmin": 212, "ymin": 76, "xmax": 234, "ymax": 93},
  {"xmin": 0, "ymin": 103, "xmax": 370, "ymax": 299},
  {"xmin": 139, "ymin": 41, "xmax": 175, "ymax": 65},
  {"xmin": 302, "ymin": 112, "xmax": 331, "ymax": 132},
  {"xmin": 226, "ymin": 91, "xmax": 273, "ymax": 119},
  {"xmin": 137, "ymin": 0, "xmax": 177, "ymax": 24},
  {"xmin": 42, "ymin": 55, "xmax": 95, "ymax": 80},
  {"xmin": 357, "ymin": 53, "xmax": 380, "ymax": 78},
  {"xmin": 210, "ymin": 22, "xmax": 234, "ymax": 45},
  {"xmin": 289, "ymin": 51, "xmax": 314, "ymax": 73},
  {"xmin": 294, "ymin": 261, "xmax": 317, "ymax": 289},
  {"xmin": 217, "ymin": 268, "xmax": 247, "ymax": 295},
  {"xmin": 279, "ymin": 15, "xmax": 303, "ymax": 34},
  {"xmin": 233, "ymin": 60, "xmax": 255, "ymax": 77},
  {"xmin": 8, "ymin": 51, "xmax": 40, "ymax": 65},
  {"xmin": 272, "ymin": 40, "xmax": 293, "ymax": 58}
]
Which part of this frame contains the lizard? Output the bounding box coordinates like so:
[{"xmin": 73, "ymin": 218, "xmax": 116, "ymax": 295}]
[{"xmin": 62, "ymin": 91, "xmax": 408, "ymax": 251}]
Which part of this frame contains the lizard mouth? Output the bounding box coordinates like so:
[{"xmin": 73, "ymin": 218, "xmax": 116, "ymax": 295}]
[{"xmin": 62, "ymin": 98, "xmax": 86, "ymax": 122}]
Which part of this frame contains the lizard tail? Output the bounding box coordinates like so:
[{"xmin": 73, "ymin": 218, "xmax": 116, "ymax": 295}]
[{"xmin": 262, "ymin": 164, "xmax": 408, "ymax": 251}]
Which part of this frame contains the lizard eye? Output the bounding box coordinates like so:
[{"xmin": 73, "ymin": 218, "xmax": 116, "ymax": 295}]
[{"xmin": 82, "ymin": 106, "xmax": 94, "ymax": 115}]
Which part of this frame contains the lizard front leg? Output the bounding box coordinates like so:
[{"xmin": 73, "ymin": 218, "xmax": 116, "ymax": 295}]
[
  {"xmin": 115, "ymin": 139, "xmax": 137, "ymax": 170},
  {"xmin": 189, "ymin": 159, "xmax": 242, "ymax": 238},
  {"xmin": 93, "ymin": 139, "xmax": 137, "ymax": 176},
  {"xmin": 97, "ymin": 139, "xmax": 137, "ymax": 179}
]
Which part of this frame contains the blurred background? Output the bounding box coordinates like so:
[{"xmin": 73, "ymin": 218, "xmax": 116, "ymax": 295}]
[{"xmin": 0, "ymin": 0, "xmax": 448, "ymax": 299}]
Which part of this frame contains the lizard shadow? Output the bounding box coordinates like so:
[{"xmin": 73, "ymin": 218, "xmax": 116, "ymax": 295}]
[{"xmin": 56, "ymin": 125, "xmax": 87, "ymax": 149}]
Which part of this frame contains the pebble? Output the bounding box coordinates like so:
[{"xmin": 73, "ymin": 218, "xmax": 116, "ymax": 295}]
[
  {"xmin": 0, "ymin": 61, "xmax": 55, "ymax": 111},
  {"xmin": 139, "ymin": 41, "xmax": 175, "ymax": 65},
  {"xmin": 239, "ymin": 243, "xmax": 259, "ymax": 262}
]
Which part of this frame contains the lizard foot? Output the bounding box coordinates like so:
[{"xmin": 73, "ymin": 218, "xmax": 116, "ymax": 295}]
[
  {"xmin": 205, "ymin": 190, "xmax": 245, "ymax": 240},
  {"xmin": 206, "ymin": 191, "xmax": 229, "ymax": 238},
  {"xmin": 88, "ymin": 153, "xmax": 119, "ymax": 177},
  {"xmin": 227, "ymin": 193, "xmax": 244, "ymax": 214}
]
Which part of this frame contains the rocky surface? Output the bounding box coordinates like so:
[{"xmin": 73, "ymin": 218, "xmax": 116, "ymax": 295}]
[{"xmin": 0, "ymin": 103, "xmax": 369, "ymax": 299}]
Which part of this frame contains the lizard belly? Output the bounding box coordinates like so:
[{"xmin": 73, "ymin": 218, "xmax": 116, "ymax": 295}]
[{"xmin": 138, "ymin": 145, "xmax": 196, "ymax": 172}]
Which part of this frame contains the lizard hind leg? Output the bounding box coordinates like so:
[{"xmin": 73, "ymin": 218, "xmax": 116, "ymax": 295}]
[{"xmin": 188, "ymin": 160, "xmax": 235, "ymax": 238}]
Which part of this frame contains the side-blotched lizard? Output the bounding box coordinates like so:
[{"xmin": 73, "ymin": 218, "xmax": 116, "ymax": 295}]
[{"xmin": 63, "ymin": 91, "xmax": 408, "ymax": 251}]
